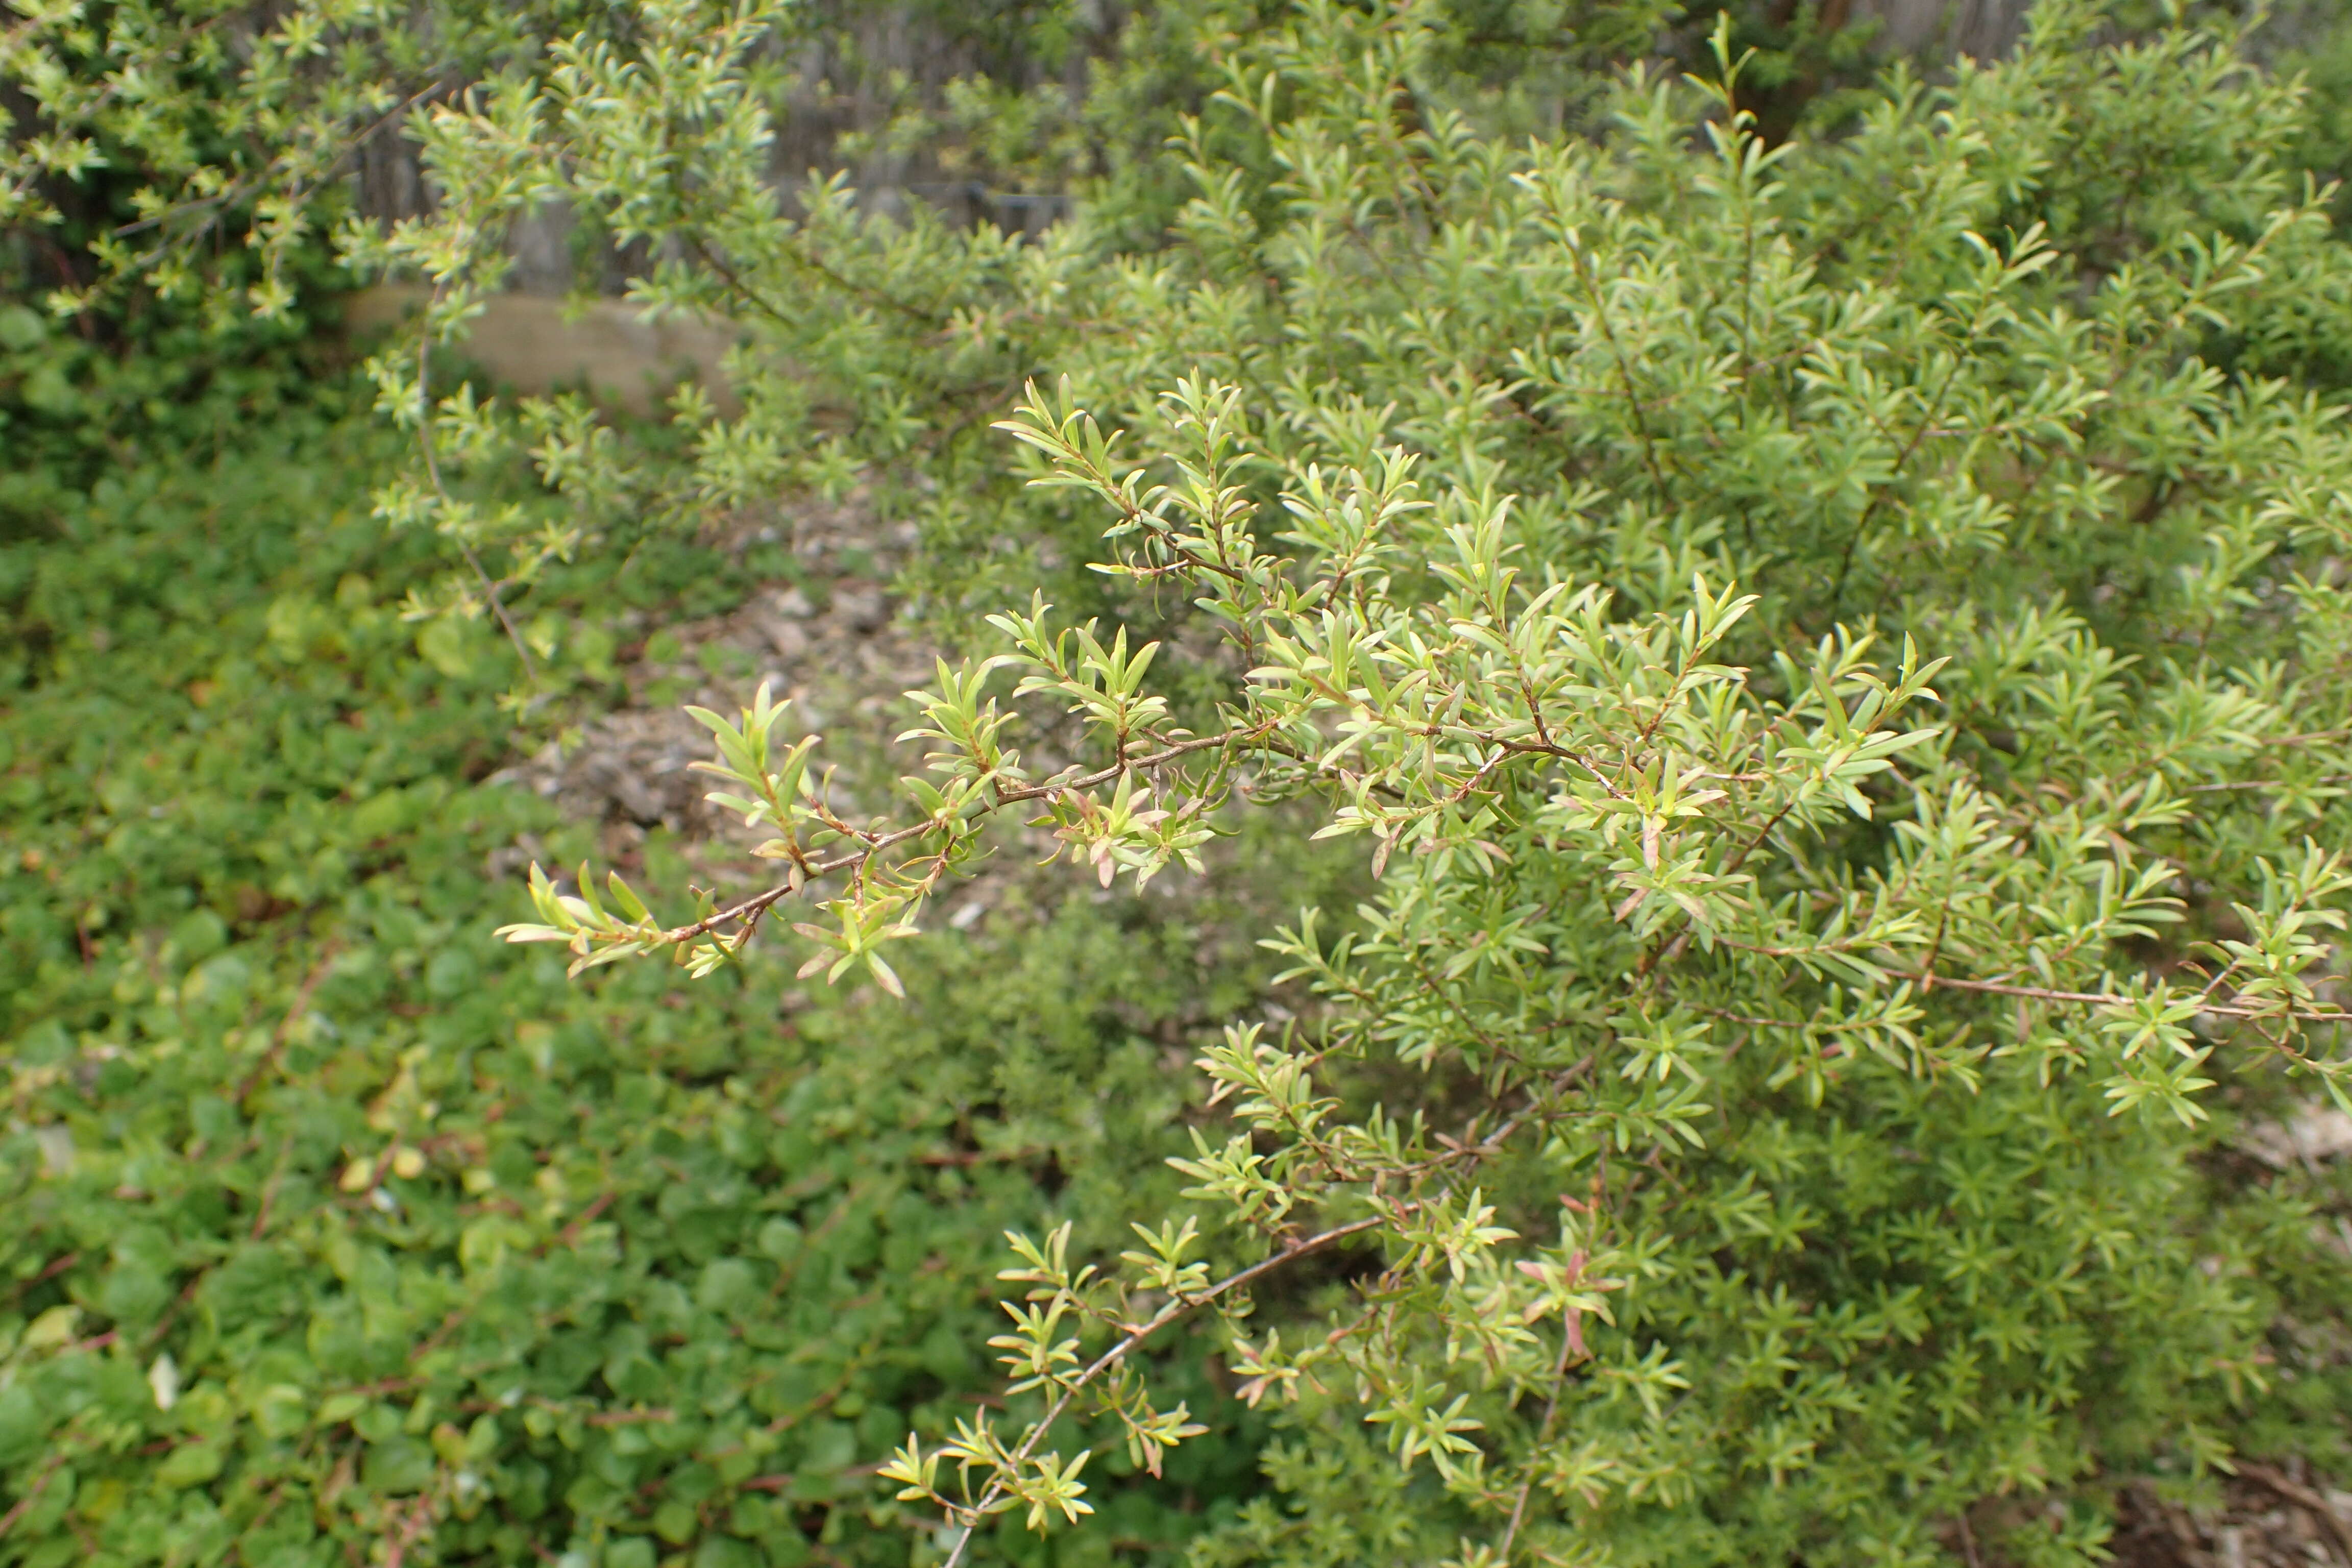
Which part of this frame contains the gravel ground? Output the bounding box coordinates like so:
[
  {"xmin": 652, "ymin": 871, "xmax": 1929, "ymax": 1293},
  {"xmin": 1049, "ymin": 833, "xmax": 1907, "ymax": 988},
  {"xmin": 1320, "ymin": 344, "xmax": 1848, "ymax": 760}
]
[
  {"xmin": 483, "ymin": 495, "xmax": 1092, "ymax": 938},
  {"xmin": 2111, "ymin": 1464, "xmax": 2352, "ymax": 1568}
]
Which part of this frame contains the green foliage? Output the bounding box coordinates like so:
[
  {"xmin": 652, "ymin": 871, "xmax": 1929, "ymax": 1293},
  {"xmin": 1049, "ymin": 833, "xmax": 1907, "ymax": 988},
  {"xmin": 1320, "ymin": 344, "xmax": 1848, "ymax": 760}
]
[
  {"xmin": 0, "ymin": 0, "xmax": 1939, "ymax": 644},
  {"xmin": 0, "ymin": 295, "xmax": 334, "ymax": 549},
  {"xmin": 14, "ymin": 1, "xmax": 2352, "ymax": 1566},
  {"xmin": 0, "ymin": 363, "xmax": 1336, "ymax": 1565},
  {"xmin": 0, "ymin": 0, "xmax": 1891, "ymax": 328},
  {"xmin": 393, "ymin": 3, "xmax": 2352, "ymax": 1564},
  {"xmin": 265, "ymin": 0, "xmax": 2352, "ymax": 667}
]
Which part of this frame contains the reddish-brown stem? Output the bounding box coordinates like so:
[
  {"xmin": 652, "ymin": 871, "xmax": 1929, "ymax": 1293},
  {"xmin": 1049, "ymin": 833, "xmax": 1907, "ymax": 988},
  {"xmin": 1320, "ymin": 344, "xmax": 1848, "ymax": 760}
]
[
  {"xmin": 655, "ymin": 724, "xmax": 1281, "ymax": 945},
  {"xmin": 1913, "ymin": 971, "xmax": 2352, "ymax": 1024},
  {"xmin": 936, "ymin": 1212, "xmax": 1389, "ymax": 1568}
]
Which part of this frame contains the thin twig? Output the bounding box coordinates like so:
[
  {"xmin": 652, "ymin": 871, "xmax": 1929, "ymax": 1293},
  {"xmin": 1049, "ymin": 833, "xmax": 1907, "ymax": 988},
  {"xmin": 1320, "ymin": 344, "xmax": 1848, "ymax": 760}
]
[
  {"xmin": 108, "ymin": 77, "xmax": 454, "ymax": 245},
  {"xmin": 235, "ymin": 939, "xmax": 343, "ymax": 1106},
  {"xmin": 688, "ymin": 232, "xmax": 943, "ymax": 329},
  {"xmin": 4, "ymin": 1253, "xmax": 79, "ymax": 1305},
  {"xmin": 414, "ymin": 299, "xmax": 537, "ymax": 685},
  {"xmin": 936, "ymin": 1213, "xmax": 1388, "ymax": 1568},
  {"xmin": 2187, "ymin": 773, "xmax": 2352, "ymax": 795},
  {"xmin": 1497, "ymin": 1324, "xmax": 1578, "ymax": 1561},
  {"xmin": 1954, "ymin": 1508, "xmax": 1984, "ymax": 1568},
  {"xmin": 0, "ymin": 1454, "xmax": 61, "ymax": 1537},
  {"xmin": 1911, "ymin": 971, "xmax": 2352, "ymax": 1024},
  {"xmin": 2237, "ymin": 1461, "xmax": 2352, "ymax": 1563},
  {"xmin": 655, "ymin": 724, "xmax": 1280, "ymax": 944},
  {"xmin": 1561, "ymin": 234, "xmax": 1671, "ymax": 505},
  {"xmin": 1829, "ymin": 346, "xmax": 1969, "ymax": 618},
  {"xmin": 381, "ymin": 1494, "xmax": 435, "ymax": 1568},
  {"xmin": 248, "ymin": 1135, "xmax": 296, "ymax": 1241},
  {"xmin": 1721, "ymin": 801, "xmax": 1796, "ymax": 880}
]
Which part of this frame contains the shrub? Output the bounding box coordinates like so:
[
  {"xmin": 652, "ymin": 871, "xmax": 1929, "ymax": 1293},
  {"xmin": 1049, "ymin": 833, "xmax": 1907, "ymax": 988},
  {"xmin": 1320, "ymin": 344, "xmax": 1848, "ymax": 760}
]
[
  {"xmin": 2, "ymin": 0, "xmax": 1958, "ymax": 635},
  {"xmin": 466, "ymin": 2, "xmax": 2352, "ymax": 1564},
  {"xmin": 10, "ymin": 1, "xmax": 2352, "ymax": 1566}
]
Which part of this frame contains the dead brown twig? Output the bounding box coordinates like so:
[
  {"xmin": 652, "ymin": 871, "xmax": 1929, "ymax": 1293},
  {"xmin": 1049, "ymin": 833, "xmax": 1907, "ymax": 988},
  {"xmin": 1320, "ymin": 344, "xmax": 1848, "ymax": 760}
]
[{"xmin": 2237, "ymin": 1461, "xmax": 2352, "ymax": 1564}]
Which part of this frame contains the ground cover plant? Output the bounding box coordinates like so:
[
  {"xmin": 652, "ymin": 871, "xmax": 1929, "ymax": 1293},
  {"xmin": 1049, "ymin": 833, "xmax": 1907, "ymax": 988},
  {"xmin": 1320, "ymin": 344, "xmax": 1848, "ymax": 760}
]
[
  {"xmin": 9, "ymin": 1, "xmax": 2352, "ymax": 1566},
  {"xmin": 0, "ymin": 316, "xmax": 1347, "ymax": 1566}
]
